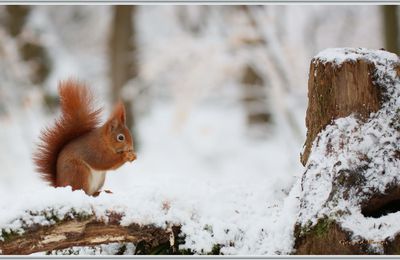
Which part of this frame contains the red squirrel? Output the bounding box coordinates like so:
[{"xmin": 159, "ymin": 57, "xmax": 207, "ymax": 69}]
[{"xmin": 33, "ymin": 79, "xmax": 136, "ymax": 196}]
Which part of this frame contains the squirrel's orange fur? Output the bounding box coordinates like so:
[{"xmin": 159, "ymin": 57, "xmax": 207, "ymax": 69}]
[{"xmin": 33, "ymin": 79, "xmax": 136, "ymax": 195}]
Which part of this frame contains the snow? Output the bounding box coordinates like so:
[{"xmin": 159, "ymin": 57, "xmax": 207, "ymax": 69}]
[
  {"xmin": 297, "ymin": 47, "xmax": 400, "ymax": 253},
  {"xmin": 315, "ymin": 47, "xmax": 399, "ymax": 66}
]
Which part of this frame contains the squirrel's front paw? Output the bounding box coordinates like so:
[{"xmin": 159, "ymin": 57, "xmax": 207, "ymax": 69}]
[{"xmin": 125, "ymin": 151, "xmax": 137, "ymax": 162}]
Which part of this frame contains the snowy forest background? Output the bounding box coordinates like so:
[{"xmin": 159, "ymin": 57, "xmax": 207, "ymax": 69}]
[{"xmin": 0, "ymin": 5, "xmax": 398, "ymax": 255}]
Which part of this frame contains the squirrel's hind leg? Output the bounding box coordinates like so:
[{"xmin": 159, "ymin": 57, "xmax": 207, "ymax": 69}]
[{"xmin": 57, "ymin": 159, "xmax": 93, "ymax": 195}]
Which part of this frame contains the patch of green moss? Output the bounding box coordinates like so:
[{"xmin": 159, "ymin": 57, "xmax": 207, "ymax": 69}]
[
  {"xmin": 171, "ymin": 244, "xmax": 222, "ymax": 255},
  {"xmin": 208, "ymin": 244, "xmax": 222, "ymax": 255},
  {"xmin": 178, "ymin": 248, "xmax": 194, "ymax": 255},
  {"xmin": 0, "ymin": 229, "xmax": 20, "ymax": 242},
  {"xmin": 203, "ymin": 224, "xmax": 213, "ymax": 234},
  {"xmin": 313, "ymin": 218, "xmax": 334, "ymax": 238},
  {"xmin": 132, "ymin": 240, "xmax": 196, "ymax": 255},
  {"xmin": 68, "ymin": 208, "xmax": 92, "ymax": 221},
  {"xmin": 295, "ymin": 218, "xmax": 336, "ymax": 239},
  {"xmin": 44, "ymin": 210, "xmax": 60, "ymax": 223},
  {"xmin": 294, "ymin": 220, "xmax": 313, "ymax": 238}
]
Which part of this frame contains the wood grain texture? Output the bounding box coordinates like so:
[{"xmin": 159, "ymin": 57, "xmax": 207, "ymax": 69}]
[{"xmin": 301, "ymin": 59, "xmax": 382, "ymax": 166}]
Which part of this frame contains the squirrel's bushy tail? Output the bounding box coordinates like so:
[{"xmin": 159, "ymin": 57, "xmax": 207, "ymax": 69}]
[{"xmin": 33, "ymin": 79, "xmax": 102, "ymax": 186}]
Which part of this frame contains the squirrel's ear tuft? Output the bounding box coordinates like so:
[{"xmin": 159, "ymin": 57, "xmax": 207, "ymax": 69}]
[
  {"xmin": 111, "ymin": 101, "xmax": 126, "ymax": 125},
  {"xmin": 107, "ymin": 118, "xmax": 119, "ymax": 132}
]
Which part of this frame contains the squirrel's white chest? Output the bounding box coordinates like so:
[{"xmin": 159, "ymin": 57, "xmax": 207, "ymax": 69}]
[{"xmin": 88, "ymin": 169, "xmax": 106, "ymax": 195}]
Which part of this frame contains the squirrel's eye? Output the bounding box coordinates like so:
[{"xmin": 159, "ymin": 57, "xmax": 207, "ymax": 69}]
[{"xmin": 117, "ymin": 133, "xmax": 125, "ymax": 142}]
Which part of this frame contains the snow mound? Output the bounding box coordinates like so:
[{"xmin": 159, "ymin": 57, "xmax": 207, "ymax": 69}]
[{"xmin": 297, "ymin": 48, "xmax": 400, "ymax": 253}]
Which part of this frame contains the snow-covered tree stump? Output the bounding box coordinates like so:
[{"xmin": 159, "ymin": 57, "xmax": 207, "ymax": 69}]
[
  {"xmin": 300, "ymin": 52, "xmax": 382, "ymax": 166},
  {"xmin": 295, "ymin": 48, "xmax": 400, "ymax": 254},
  {"xmin": 0, "ymin": 211, "xmax": 180, "ymax": 255}
]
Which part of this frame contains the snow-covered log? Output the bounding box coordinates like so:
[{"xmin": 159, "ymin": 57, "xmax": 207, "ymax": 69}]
[
  {"xmin": 295, "ymin": 48, "xmax": 400, "ymax": 254},
  {"xmin": 0, "ymin": 212, "xmax": 180, "ymax": 255}
]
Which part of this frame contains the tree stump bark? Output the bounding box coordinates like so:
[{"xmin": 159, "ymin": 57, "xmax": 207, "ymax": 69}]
[
  {"xmin": 294, "ymin": 220, "xmax": 373, "ymax": 255},
  {"xmin": 300, "ymin": 57, "xmax": 382, "ymax": 166}
]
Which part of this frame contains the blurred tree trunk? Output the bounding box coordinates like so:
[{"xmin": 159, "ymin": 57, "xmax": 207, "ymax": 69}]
[
  {"xmin": 3, "ymin": 6, "xmax": 51, "ymax": 86},
  {"xmin": 382, "ymin": 5, "xmax": 399, "ymax": 55},
  {"xmin": 4, "ymin": 5, "xmax": 30, "ymax": 37},
  {"xmin": 236, "ymin": 6, "xmax": 272, "ymax": 136},
  {"xmin": 109, "ymin": 6, "xmax": 137, "ymax": 139},
  {"xmin": 240, "ymin": 65, "xmax": 272, "ymax": 133},
  {"xmin": 2, "ymin": 6, "xmax": 54, "ymax": 111}
]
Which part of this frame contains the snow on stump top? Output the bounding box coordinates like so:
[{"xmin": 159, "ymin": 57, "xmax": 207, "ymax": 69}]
[{"xmin": 295, "ymin": 48, "xmax": 400, "ymax": 254}]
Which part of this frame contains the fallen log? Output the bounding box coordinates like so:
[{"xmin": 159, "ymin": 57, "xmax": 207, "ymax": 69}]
[{"xmin": 0, "ymin": 213, "xmax": 180, "ymax": 255}]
